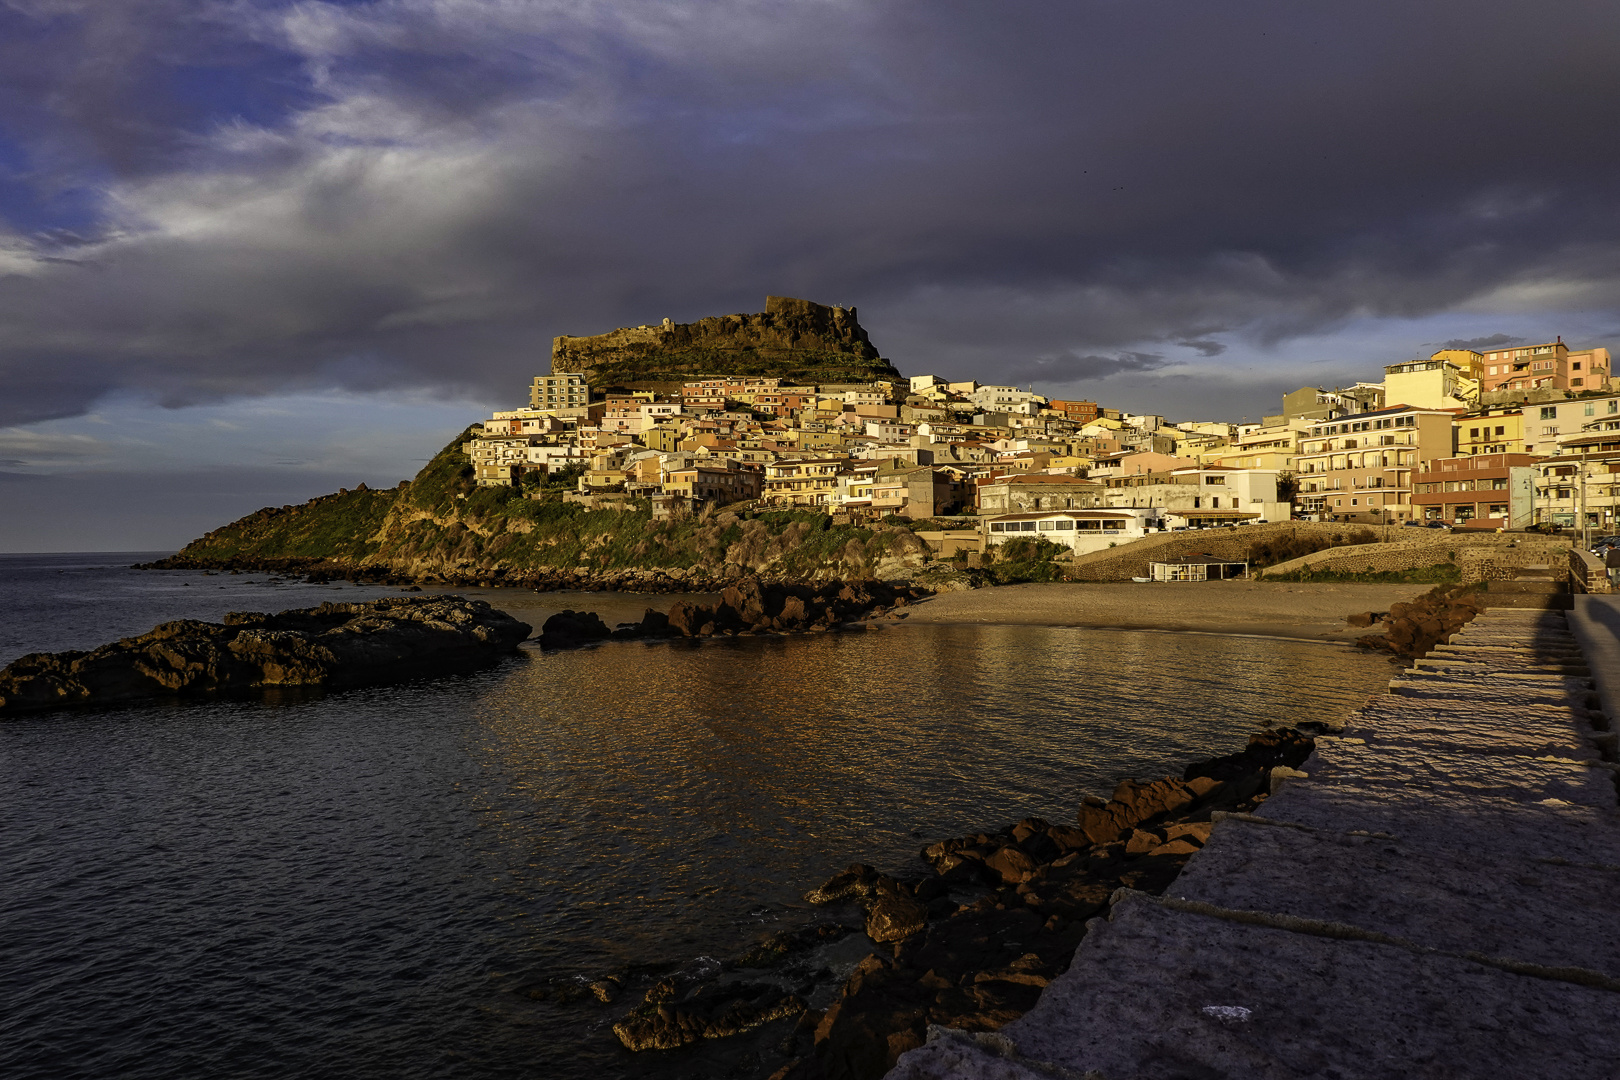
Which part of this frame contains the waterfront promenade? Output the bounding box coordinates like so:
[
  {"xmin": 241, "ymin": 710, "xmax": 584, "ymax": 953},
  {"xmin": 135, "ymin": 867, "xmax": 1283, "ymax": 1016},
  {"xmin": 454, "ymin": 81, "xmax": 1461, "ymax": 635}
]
[{"xmin": 892, "ymin": 602, "xmax": 1620, "ymax": 1078}]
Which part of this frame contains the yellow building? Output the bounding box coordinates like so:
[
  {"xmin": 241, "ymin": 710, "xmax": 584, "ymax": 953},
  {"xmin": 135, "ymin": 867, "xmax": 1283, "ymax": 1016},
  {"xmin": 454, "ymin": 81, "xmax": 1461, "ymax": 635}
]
[
  {"xmin": 763, "ymin": 457, "xmax": 849, "ymax": 506},
  {"xmin": 1208, "ymin": 423, "xmax": 1307, "ymax": 471},
  {"xmin": 1383, "ymin": 355, "xmax": 1476, "ymax": 410},
  {"xmin": 1429, "ymin": 348, "xmax": 1484, "ymax": 382},
  {"xmin": 1454, "ymin": 406, "xmax": 1526, "ymax": 456}
]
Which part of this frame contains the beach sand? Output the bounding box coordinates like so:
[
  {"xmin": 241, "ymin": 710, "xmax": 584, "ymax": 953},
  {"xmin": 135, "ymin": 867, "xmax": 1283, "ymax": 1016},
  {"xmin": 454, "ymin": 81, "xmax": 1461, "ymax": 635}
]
[{"xmin": 897, "ymin": 580, "xmax": 1431, "ymax": 644}]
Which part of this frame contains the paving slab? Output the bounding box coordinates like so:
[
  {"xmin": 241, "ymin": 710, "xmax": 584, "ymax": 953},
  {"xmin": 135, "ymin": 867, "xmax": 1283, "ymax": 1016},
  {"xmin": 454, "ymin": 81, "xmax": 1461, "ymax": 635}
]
[
  {"xmin": 1388, "ymin": 678, "xmax": 1600, "ymax": 709},
  {"xmin": 1300, "ymin": 740, "xmax": 1617, "ymax": 809},
  {"xmin": 893, "ymin": 896, "xmax": 1620, "ymax": 1080},
  {"xmin": 1167, "ymin": 816, "xmax": 1620, "ymax": 979},
  {"xmin": 1256, "ymin": 780, "xmax": 1620, "ymax": 865},
  {"xmin": 1325, "ymin": 715, "xmax": 1603, "ymax": 760}
]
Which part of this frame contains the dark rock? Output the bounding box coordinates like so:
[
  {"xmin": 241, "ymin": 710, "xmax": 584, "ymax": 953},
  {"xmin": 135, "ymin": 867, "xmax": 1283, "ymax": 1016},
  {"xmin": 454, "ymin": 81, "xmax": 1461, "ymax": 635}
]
[
  {"xmin": 805, "ymin": 863, "xmax": 883, "ymax": 904},
  {"xmin": 865, "ymin": 896, "xmax": 928, "ymax": 944},
  {"xmin": 1074, "ymin": 775, "xmax": 1221, "ymax": 845},
  {"xmin": 613, "ymin": 983, "xmax": 808, "ymax": 1052},
  {"xmin": 983, "ymin": 844, "xmax": 1038, "ymax": 885},
  {"xmin": 0, "ymin": 596, "xmax": 531, "ymax": 716},
  {"xmin": 538, "ymin": 610, "xmax": 610, "ymax": 649}
]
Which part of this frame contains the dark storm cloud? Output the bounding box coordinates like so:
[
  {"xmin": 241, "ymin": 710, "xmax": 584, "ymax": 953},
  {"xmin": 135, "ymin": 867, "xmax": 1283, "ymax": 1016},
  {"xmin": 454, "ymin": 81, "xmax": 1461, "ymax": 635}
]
[
  {"xmin": 3, "ymin": 0, "xmax": 1620, "ymax": 425},
  {"xmin": 1007, "ymin": 350, "xmax": 1170, "ymax": 386},
  {"xmin": 1443, "ymin": 333, "xmax": 1526, "ymax": 351}
]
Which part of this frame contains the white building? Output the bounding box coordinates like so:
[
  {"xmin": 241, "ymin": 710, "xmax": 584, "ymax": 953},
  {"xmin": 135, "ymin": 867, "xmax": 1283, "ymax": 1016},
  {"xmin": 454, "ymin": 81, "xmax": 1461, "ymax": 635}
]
[
  {"xmin": 985, "ymin": 508, "xmax": 1161, "ymax": 555},
  {"xmin": 969, "ymin": 385, "xmax": 1044, "ymax": 412}
]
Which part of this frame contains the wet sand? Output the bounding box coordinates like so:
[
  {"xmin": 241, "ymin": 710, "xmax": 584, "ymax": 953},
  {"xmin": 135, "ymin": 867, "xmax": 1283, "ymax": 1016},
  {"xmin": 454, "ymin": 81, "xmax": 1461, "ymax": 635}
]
[{"xmin": 898, "ymin": 580, "xmax": 1430, "ymax": 644}]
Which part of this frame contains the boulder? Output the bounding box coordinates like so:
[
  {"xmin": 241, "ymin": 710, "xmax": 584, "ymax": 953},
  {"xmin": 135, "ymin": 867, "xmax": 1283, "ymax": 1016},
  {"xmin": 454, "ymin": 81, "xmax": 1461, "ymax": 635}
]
[
  {"xmin": 538, "ymin": 610, "xmax": 610, "ymax": 649},
  {"xmin": 865, "ymin": 895, "xmax": 928, "ymax": 943}
]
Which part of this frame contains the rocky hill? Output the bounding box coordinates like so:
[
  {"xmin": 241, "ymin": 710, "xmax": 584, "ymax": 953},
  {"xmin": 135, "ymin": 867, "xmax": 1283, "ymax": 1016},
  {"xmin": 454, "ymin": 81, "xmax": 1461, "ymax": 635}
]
[
  {"xmin": 550, "ymin": 296, "xmax": 902, "ymax": 388},
  {"xmin": 148, "ymin": 428, "xmax": 942, "ymax": 588}
]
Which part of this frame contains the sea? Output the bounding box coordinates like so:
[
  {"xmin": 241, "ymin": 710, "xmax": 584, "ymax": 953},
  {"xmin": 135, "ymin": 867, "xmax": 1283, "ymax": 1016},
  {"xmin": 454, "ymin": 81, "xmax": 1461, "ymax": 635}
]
[{"xmin": 0, "ymin": 551, "xmax": 1396, "ymax": 1079}]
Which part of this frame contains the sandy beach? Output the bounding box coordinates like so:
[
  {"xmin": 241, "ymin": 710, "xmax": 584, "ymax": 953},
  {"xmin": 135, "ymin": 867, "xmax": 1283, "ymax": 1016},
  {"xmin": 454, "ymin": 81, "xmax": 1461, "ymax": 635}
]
[{"xmin": 898, "ymin": 580, "xmax": 1431, "ymax": 644}]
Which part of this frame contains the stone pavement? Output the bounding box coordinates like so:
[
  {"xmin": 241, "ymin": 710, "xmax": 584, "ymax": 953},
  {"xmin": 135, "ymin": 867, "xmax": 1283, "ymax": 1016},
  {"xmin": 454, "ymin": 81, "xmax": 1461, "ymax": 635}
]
[{"xmin": 890, "ymin": 608, "xmax": 1620, "ymax": 1080}]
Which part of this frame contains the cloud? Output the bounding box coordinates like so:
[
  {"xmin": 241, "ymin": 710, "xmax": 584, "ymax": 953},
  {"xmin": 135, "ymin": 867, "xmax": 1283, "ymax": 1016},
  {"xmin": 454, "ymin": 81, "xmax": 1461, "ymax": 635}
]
[
  {"xmin": 2, "ymin": 0, "xmax": 1620, "ymax": 427},
  {"xmin": 1006, "ymin": 350, "xmax": 1170, "ymax": 386},
  {"xmin": 1442, "ymin": 333, "xmax": 1525, "ymax": 351},
  {"xmin": 1176, "ymin": 338, "xmax": 1227, "ymax": 357}
]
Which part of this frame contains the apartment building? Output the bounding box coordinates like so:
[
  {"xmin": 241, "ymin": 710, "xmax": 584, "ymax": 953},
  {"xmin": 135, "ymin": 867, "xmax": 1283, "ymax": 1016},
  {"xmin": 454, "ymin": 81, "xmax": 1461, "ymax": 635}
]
[
  {"xmin": 1292, "ymin": 405, "xmax": 1455, "ymax": 522},
  {"xmin": 1383, "ymin": 353, "xmax": 1476, "ymax": 409},
  {"xmin": 1047, "ymin": 400, "xmax": 1100, "ymax": 423},
  {"xmin": 762, "ymin": 457, "xmax": 849, "ymax": 506},
  {"xmin": 529, "ymin": 372, "xmax": 591, "ymax": 411},
  {"xmin": 1479, "ymin": 339, "xmax": 1611, "ymax": 394},
  {"xmin": 1102, "ymin": 466, "xmax": 1289, "ymax": 525},
  {"xmin": 1514, "ymin": 395, "xmax": 1620, "ymax": 454},
  {"xmin": 1527, "ymin": 414, "xmax": 1620, "ymax": 532},
  {"xmin": 1410, "ymin": 454, "xmax": 1540, "ymax": 529},
  {"xmin": 664, "ymin": 462, "xmax": 762, "ymax": 504},
  {"xmin": 1209, "ymin": 422, "xmax": 1308, "ymax": 471},
  {"xmin": 1454, "ymin": 405, "xmax": 1527, "ymax": 456}
]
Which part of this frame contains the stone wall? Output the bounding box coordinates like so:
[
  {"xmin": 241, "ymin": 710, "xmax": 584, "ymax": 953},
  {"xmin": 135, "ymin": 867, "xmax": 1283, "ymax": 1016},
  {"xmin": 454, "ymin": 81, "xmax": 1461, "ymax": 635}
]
[
  {"xmin": 1569, "ymin": 548, "xmax": 1613, "ymax": 594},
  {"xmin": 1256, "ymin": 535, "xmax": 1571, "ymax": 582},
  {"xmin": 1062, "ymin": 521, "xmax": 1377, "ymax": 582},
  {"xmin": 1061, "ymin": 521, "xmax": 1573, "ymax": 583}
]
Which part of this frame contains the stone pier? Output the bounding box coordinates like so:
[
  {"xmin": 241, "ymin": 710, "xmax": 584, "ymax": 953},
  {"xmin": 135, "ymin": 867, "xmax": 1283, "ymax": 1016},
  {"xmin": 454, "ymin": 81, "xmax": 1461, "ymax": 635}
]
[{"xmin": 891, "ymin": 606, "xmax": 1620, "ymax": 1079}]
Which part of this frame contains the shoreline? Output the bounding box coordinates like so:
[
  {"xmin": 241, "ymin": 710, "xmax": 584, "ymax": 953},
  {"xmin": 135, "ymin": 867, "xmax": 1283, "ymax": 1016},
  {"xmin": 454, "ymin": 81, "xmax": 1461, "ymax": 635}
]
[
  {"xmin": 895, "ymin": 579, "xmax": 1434, "ymax": 645},
  {"xmin": 138, "ymin": 555, "xmax": 1432, "ymax": 646}
]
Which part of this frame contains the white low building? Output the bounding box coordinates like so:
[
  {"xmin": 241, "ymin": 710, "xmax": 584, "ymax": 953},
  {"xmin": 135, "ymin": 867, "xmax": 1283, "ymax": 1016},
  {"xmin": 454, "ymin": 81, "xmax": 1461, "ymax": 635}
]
[{"xmin": 984, "ymin": 508, "xmax": 1161, "ymax": 555}]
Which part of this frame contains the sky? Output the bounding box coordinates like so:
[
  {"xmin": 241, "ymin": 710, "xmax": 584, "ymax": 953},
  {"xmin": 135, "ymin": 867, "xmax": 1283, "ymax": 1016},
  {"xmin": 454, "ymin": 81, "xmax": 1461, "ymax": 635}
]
[{"xmin": 3, "ymin": 0, "xmax": 1620, "ymax": 550}]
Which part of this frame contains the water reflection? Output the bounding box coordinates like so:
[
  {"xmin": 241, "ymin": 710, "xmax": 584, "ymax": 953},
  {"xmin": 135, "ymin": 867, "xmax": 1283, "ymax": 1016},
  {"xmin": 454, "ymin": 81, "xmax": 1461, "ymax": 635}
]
[{"xmin": 1, "ymin": 621, "xmax": 1392, "ymax": 1080}]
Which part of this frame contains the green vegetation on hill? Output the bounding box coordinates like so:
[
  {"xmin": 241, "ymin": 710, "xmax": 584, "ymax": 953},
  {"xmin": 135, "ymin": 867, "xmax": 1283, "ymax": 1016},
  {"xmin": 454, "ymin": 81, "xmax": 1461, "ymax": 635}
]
[
  {"xmin": 586, "ymin": 347, "xmax": 900, "ymax": 389},
  {"xmin": 165, "ymin": 429, "xmax": 946, "ymax": 581}
]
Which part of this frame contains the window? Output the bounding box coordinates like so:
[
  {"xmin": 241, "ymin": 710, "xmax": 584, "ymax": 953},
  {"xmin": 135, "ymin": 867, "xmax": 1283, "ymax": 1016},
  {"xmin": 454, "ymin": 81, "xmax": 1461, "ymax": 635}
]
[
  {"xmin": 1470, "ymin": 427, "xmax": 1480, "ymax": 438},
  {"xmin": 1541, "ymin": 406, "xmax": 1558, "ymax": 419},
  {"xmin": 1586, "ymin": 404, "xmax": 1596, "ymax": 416},
  {"xmin": 1496, "ymin": 426, "xmax": 1506, "ymax": 436}
]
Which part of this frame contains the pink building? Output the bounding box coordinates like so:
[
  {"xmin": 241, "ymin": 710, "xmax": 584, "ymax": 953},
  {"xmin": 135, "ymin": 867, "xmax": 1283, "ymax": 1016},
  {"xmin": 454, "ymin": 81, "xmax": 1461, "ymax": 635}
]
[{"xmin": 1479, "ymin": 338, "xmax": 1611, "ymax": 393}]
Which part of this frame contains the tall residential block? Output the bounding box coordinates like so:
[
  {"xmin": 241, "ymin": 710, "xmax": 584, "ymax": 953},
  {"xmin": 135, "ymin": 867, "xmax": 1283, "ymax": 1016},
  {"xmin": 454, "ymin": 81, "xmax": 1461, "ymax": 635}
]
[
  {"xmin": 530, "ymin": 372, "xmax": 591, "ymax": 410},
  {"xmin": 1293, "ymin": 405, "xmax": 1456, "ymax": 522}
]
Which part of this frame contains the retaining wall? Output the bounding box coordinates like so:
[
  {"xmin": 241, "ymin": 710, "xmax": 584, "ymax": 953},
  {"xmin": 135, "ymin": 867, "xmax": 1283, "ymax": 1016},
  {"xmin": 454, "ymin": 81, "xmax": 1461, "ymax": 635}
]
[{"xmin": 1061, "ymin": 521, "xmax": 1383, "ymax": 582}]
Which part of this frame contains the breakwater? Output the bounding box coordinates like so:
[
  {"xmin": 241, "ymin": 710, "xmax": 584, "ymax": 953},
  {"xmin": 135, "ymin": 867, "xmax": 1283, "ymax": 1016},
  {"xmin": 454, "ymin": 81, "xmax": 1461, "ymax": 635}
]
[
  {"xmin": 0, "ymin": 596, "xmax": 530, "ymax": 715},
  {"xmin": 892, "ymin": 604, "xmax": 1620, "ymax": 1079}
]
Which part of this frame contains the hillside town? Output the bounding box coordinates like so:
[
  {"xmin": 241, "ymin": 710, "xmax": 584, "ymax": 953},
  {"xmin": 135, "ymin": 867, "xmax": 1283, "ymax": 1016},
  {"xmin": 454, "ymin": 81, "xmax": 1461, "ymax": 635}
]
[{"xmin": 465, "ymin": 336, "xmax": 1620, "ymax": 554}]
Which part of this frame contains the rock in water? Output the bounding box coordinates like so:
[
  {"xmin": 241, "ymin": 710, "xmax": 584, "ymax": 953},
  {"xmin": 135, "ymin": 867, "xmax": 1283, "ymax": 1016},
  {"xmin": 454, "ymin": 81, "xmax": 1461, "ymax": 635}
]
[{"xmin": 0, "ymin": 596, "xmax": 532, "ymax": 716}]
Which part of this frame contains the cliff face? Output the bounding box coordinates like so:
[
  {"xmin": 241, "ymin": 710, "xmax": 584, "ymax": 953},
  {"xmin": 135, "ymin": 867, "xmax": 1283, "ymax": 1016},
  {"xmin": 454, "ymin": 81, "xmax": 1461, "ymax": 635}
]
[
  {"xmin": 152, "ymin": 429, "xmax": 936, "ymax": 586},
  {"xmin": 550, "ymin": 296, "xmax": 901, "ymax": 386}
]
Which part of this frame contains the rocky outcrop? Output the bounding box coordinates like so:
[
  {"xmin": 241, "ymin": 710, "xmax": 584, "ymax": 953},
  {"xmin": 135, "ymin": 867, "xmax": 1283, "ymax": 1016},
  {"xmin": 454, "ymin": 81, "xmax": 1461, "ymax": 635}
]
[
  {"xmin": 0, "ymin": 596, "xmax": 531, "ymax": 716},
  {"xmin": 551, "ymin": 296, "xmax": 901, "ymax": 387},
  {"xmin": 536, "ymin": 577, "xmax": 927, "ymax": 648},
  {"xmin": 759, "ymin": 729, "xmax": 1317, "ymax": 1080},
  {"xmin": 1353, "ymin": 583, "xmax": 1482, "ymax": 659},
  {"xmin": 590, "ymin": 727, "xmax": 1318, "ymax": 1080}
]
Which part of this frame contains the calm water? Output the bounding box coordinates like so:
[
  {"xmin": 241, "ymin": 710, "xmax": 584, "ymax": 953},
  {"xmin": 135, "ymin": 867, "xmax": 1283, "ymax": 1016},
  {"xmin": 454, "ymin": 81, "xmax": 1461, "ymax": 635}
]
[{"xmin": 0, "ymin": 553, "xmax": 1394, "ymax": 1079}]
